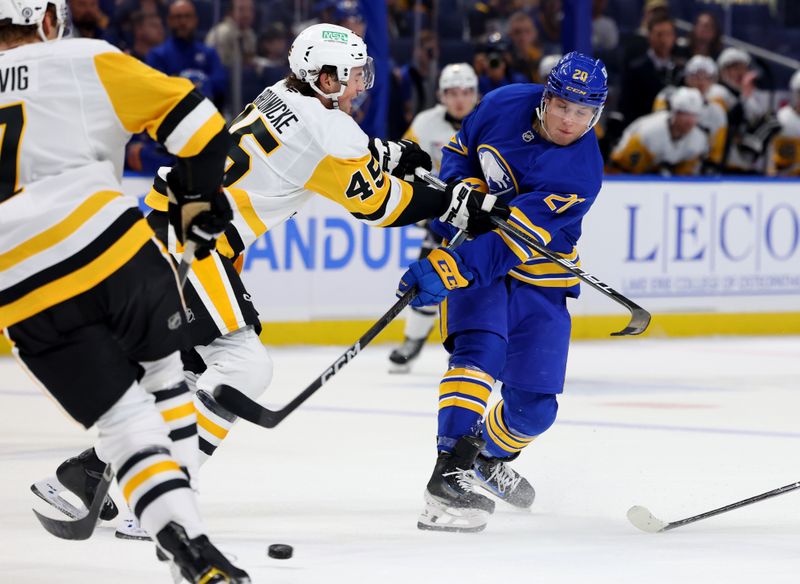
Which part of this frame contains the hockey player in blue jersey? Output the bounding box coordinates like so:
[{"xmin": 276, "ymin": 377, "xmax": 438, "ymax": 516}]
[{"xmin": 396, "ymin": 52, "xmax": 608, "ymax": 532}]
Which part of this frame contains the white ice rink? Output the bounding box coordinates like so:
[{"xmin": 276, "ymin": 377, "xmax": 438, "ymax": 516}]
[{"xmin": 2, "ymin": 335, "xmax": 800, "ymax": 583}]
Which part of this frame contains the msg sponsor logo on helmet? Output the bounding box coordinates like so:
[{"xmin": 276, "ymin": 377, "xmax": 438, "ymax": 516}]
[{"xmin": 322, "ymin": 30, "xmax": 349, "ymax": 43}]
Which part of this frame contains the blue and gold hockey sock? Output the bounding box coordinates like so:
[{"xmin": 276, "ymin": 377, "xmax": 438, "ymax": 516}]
[
  {"xmin": 483, "ymin": 399, "xmax": 537, "ymax": 458},
  {"xmin": 437, "ymin": 367, "xmax": 495, "ymax": 452}
]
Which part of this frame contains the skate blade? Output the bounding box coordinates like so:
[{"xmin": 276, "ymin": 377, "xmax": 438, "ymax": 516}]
[
  {"xmin": 416, "ymin": 491, "xmax": 490, "ymax": 533},
  {"xmin": 31, "ymin": 477, "xmax": 86, "ymax": 520},
  {"xmin": 115, "ymin": 516, "xmax": 151, "ymax": 541},
  {"xmin": 115, "ymin": 529, "xmax": 152, "ymax": 541}
]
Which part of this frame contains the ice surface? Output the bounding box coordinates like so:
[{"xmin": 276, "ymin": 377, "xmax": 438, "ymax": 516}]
[{"xmin": 2, "ymin": 336, "xmax": 800, "ymax": 583}]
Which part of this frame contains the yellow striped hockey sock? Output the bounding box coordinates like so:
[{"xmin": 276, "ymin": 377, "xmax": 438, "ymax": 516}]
[
  {"xmin": 152, "ymin": 382, "xmax": 198, "ymax": 473},
  {"xmin": 483, "ymin": 400, "xmax": 536, "ymax": 457},
  {"xmin": 437, "ymin": 367, "xmax": 495, "ymax": 452},
  {"xmin": 117, "ymin": 446, "xmax": 203, "ymax": 538},
  {"xmin": 194, "ymin": 389, "xmax": 237, "ymax": 465}
]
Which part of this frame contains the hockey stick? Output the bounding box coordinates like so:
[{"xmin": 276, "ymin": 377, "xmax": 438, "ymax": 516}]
[
  {"xmin": 418, "ymin": 170, "xmax": 651, "ymax": 336},
  {"xmin": 213, "ymin": 230, "xmax": 468, "ymax": 428},
  {"xmin": 627, "ymin": 481, "xmax": 800, "ymax": 533},
  {"xmin": 32, "ymin": 463, "xmax": 114, "ymax": 540},
  {"xmin": 177, "ymin": 240, "xmax": 197, "ymax": 287}
]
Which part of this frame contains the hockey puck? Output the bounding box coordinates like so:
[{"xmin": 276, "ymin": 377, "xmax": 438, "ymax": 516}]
[{"xmin": 267, "ymin": 543, "xmax": 293, "ymax": 559}]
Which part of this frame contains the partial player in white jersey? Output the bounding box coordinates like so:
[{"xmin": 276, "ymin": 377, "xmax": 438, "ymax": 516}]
[
  {"xmin": 0, "ymin": 0, "xmax": 249, "ymax": 580},
  {"xmin": 707, "ymin": 47, "xmax": 779, "ymax": 173},
  {"xmin": 388, "ymin": 62, "xmax": 479, "ymax": 373},
  {"xmin": 654, "ymin": 55, "xmax": 728, "ymax": 171},
  {"xmin": 610, "ymin": 86, "xmax": 709, "ymax": 175},
  {"xmin": 37, "ymin": 23, "xmax": 508, "ymax": 535},
  {"xmin": 767, "ymin": 70, "xmax": 800, "ymax": 176}
]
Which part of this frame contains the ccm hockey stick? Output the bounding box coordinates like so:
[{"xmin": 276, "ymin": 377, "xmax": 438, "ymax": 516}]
[
  {"xmin": 628, "ymin": 481, "xmax": 800, "ymax": 533},
  {"xmin": 32, "ymin": 463, "xmax": 114, "ymax": 540},
  {"xmin": 418, "ymin": 170, "xmax": 651, "ymax": 336},
  {"xmin": 31, "ymin": 242, "xmax": 198, "ymax": 539},
  {"xmin": 214, "ymin": 230, "xmax": 468, "ymax": 428}
]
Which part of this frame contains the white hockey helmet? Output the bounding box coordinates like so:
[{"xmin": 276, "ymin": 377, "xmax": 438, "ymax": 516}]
[
  {"xmin": 0, "ymin": 0, "xmax": 69, "ymax": 41},
  {"xmin": 669, "ymin": 86, "xmax": 703, "ymax": 116},
  {"xmin": 790, "ymin": 69, "xmax": 800, "ymax": 92},
  {"xmin": 685, "ymin": 55, "xmax": 717, "ymax": 78},
  {"xmin": 717, "ymin": 47, "xmax": 750, "ymax": 69},
  {"xmin": 288, "ymin": 23, "xmax": 374, "ymax": 107},
  {"xmin": 538, "ymin": 53, "xmax": 562, "ymax": 82},
  {"xmin": 438, "ymin": 62, "xmax": 478, "ymax": 91}
]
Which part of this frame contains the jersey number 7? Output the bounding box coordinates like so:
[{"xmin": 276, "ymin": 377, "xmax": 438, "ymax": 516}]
[{"xmin": 0, "ymin": 102, "xmax": 25, "ymax": 203}]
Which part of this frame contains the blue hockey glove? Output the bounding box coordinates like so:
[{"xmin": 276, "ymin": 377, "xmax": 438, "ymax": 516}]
[{"xmin": 397, "ymin": 248, "xmax": 473, "ymax": 307}]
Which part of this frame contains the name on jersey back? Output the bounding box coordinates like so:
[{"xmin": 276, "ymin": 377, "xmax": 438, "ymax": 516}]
[{"xmin": 254, "ymin": 90, "xmax": 299, "ymax": 134}]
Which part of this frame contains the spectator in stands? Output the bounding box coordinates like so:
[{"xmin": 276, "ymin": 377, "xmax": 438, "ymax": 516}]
[
  {"xmin": 709, "ymin": 48, "xmax": 778, "ymax": 174},
  {"xmin": 110, "ymin": 0, "xmax": 168, "ymax": 51},
  {"xmin": 255, "ymin": 22, "xmax": 289, "ymax": 69},
  {"xmin": 653, "ymin": 55, "xmax": 728, "ymax": 173},
  {"xmin": 535, "ymin": 0, "xmax": 561, "ymax": 55},
  {"xmin": 610, "ymin": 87, "xmax": 708, "ymax": 175},
  {"xmin": 507, "ymin": 11, "xmax": 542, "ymax": 82},
  {"xmin": 396, "ymin": 29, "xmax": 439, "ymax": 126},
  {"xmin": 205, "ymin": 0, "xmax": 257, "ymax": 69},
  {"xmin": 592, "ymin": 0, "xmax": 618, "ymax": 52},
  {"xmin": 124, "ymin": 11, "xmax": 172, "ymax": 175},
  {"xmin": 147, "ymin": 0, "xmax": 228, "ymax": 108},
  {"xmin": 767, "ymin": 70, "xmax": 800, "ymax": 176},
  {"xmin": 127, "ymin": 10, "xmax": 165, "ymax": 62},
  {"xmin": 473, "ymin": 34, "xmax": 527, "ymax": 95},
  {"xmin": 676, "ymin": 10, "xmax": 722, "ymax": 61},
  {"xmin": 69, "ymin": 0, "xmax": 109, "ymax": 40},
  {"xmin": 332, "ymin": 0, "xmax": 365, "ymax": 38},
  {"xmin": 622, "ymin": 0, "xmax": 669, "ymax": 61},
  {"xmin": 468, "ymin": 0, "xmax": 517, "ymax": 40},
  {"xmin": 616, "ymin": 11, "xmax": 680, "ymax": 130},
  {"xmin": 387, "ymin": 0, "xmax": 415, "ymax": 38}
]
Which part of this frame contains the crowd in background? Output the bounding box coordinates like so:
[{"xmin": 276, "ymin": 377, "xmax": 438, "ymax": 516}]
[{"xmin": 68, "ymin": 0, "xmax": 800, "ymax": 177}]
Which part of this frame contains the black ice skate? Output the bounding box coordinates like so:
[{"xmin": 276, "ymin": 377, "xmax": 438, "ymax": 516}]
[
  {"xmin": 388, "ymin": 337, "xmax": 426, "ymax": 373},
  {"xmin": 417, "ymin": 436, "xmax": 496, "ymax": 533},
  {"xmin": 472, "ymin": 453, "xmax": 536, "ymax": 509},
  {"xmin": 31, "ymin": 447, "xmax": 118, "ymax": 522},
  {"xmin": 156, "ymin": 522, "xmax": 251, "ymax": 583}
]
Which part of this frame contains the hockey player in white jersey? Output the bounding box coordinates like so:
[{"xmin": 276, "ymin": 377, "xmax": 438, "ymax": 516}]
[
  {"xmin": 36, "ymin": 22, "xmax": 508, "ymax": 538},
  {"xmin": 0, "ymin": 0, "xmax": 250, "ymax": 580},
  {"xmin": 610, "ymin": 86, "xmax": 709, "ymax": 175},
  {"xmin": 653, "ymin": 55, "xmax": 728, "ymax": 172},
  {"xmin": 767, "ymin": 69, "xmax": 800, "ymax": 176},
  {"xmin": 388, "ymin": 62, "xmax": 480, "ymax": 373}
]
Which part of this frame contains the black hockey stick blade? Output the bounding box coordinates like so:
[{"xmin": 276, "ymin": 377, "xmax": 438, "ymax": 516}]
[
  {"xmin": 32, "ymin": 463, "xmax": 114, "ymax": 540},
  {"xmin": 628, "ymin": 480, "xmax": 800, "ymax": 533},
  {"xmin": 215, "ymin": 229, "xmax": 469, "ymax": 428},
  {"xmin": 177, "ymin": 241, "xmax": 197, "ymax": 288}
]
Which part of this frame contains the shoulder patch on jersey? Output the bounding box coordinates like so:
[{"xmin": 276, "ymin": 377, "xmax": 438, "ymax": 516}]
[{"xmin": 477, "ymin": 145, "xmax": 518, "ymax": 197}]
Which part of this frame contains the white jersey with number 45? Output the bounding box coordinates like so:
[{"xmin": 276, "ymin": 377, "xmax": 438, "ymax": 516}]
[{"xmin": 147, "ymin": 80, "xmax": 419, "ymax": 257}]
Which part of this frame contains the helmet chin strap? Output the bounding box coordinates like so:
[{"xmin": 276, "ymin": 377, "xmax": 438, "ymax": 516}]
[{"xmin": 309, "ymin": 78, "xmax": 347, "ymax": 110}]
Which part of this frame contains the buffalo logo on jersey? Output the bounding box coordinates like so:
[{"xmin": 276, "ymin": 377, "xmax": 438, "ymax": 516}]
[{"xmin": 477, "ymin": 146, "xmax": 517, "ymax": 198}]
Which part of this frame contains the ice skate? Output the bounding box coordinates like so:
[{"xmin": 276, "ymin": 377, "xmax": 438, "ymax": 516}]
[
  {"xmin": 156, "ymin": 522, "xmax": 251, "ymax": 583},
  {"xmin": 472, "ymin": 453, "xmax": 535, "ymax": 509},
  {"xmin": 31, "ymin": 447, "xmax": 118, "ymax": 521},
  {"xmin": 388, "ymin": 337, "xmax": 426, "ymax": 373},
  {"xmin": 417, "ymin": 436, "xmax": 495, "ymax": 533}
]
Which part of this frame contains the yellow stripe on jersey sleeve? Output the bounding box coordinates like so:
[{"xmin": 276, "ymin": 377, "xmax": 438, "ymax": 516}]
[
  {"xmin": 93, "ymin": 52, "xmax": 224, "ymax": 156},
  {"xmin": 226, "ymin": 187, "xmax": 268, "ymax": 240},
  {"xmin": 305, "ymin": 154, "xmax": 413, "ymax": 224},
  {"xmin": 402, "ymin": 126, "xmax": 419, "ymax": 143},
  {"xmin": 610, "ymin": 133, "xmax": 656, "ymax": 174},
  {"xmin": 145, "ymin": 189, "xmax": 168, "ymax": 212}
]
